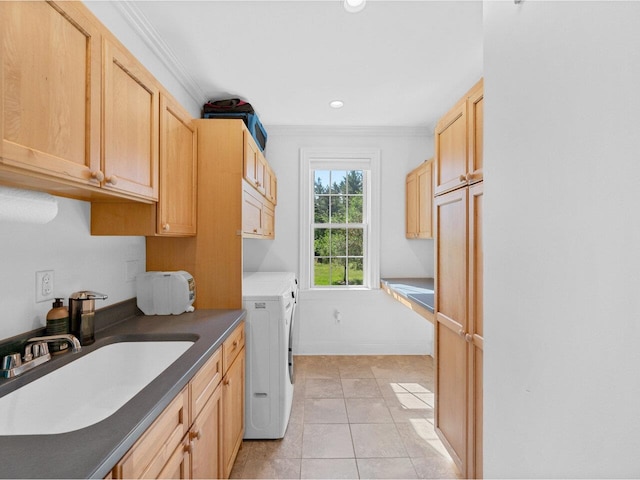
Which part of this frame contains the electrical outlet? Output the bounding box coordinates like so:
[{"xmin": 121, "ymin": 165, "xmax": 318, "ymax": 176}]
[{"xmin": 36, "ymin": 270, "xmax": 54, "ymax": 303}]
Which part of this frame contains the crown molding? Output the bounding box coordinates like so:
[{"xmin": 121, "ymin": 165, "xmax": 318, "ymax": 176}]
[
  {"xmin": 266, "ymin": 125, "xmax": 434, "ymax": 138},
  {"xmin": 112, "ymin": 1, "xmax": 205, "ymax": 106}
]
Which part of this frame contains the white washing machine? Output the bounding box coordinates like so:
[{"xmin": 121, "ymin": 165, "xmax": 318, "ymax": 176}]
[{"xmin": 242, "ymin": 272, "xmax": 298, "ymax": 439}]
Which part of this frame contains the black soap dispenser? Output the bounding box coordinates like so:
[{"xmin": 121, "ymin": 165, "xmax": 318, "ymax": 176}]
[{"xmin": 46, "ymin": 298, "xmax": 69, "ymax": 354}]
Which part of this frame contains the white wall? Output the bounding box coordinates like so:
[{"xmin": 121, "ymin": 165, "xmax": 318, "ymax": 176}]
[
  {"xmin": 484, "ymin": 1, "xmax": 640, "ymax": 477},
  {"xmin": 0, "ymin": 198, "xmax": 144, "ymax": 339},
  {"xmin": 244, "ymin": 127, "xmax": 435, "ymax": 354}
]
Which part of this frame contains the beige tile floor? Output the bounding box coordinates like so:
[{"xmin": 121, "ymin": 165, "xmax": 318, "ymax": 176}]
[{"xmin": 230, "ymin": 355, "xmax": 461, "ymax": 479}]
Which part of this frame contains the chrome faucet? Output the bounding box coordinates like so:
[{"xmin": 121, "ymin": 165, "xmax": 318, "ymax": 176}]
[
  {"xmin": 25, "ymin": 334, "xmax": 82, "ymax": 357},
  {"xmin": 0, "ymin": 334, "xmax": 81, "ymax": 378}
]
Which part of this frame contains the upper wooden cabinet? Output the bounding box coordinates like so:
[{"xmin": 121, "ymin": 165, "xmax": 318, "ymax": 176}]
[
  {"xmin": 0, "ymin": 1, "xmax": 102, "ymax": 193},
  {"xmin": 91, "ymin": 92, "xmax": 197, "ymax": 236},
  {"xmin": 102, "ymin": 38, "xmax": 159, "ymax": 201},
  {"xmin": 157, "ymin": 94, "xmax": 197, "ymax": 235},
  {"xmin": 0, "ymin": 1, "xmax": 165, "ymax": 203},
  {"xmin": 434, "ymin": 78, "xmax": 483, "ymax": 196},
  {"xmin": 406, "ymin": 159, "xmax": 433, "ymax": 239}
]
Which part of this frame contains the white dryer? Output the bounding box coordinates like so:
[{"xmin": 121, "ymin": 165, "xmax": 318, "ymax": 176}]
[{"xmin": 242, "ymin": 272, "xmax": 298, "ymax": 439}]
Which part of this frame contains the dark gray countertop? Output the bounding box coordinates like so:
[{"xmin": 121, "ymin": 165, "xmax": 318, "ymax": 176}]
[
  {"xmin": 380, "ymin": 277, "xmax": 435, "ymax": 313},
  {"xmin": 0, "ymin": 303, "xmax": 245, "ymax": 479}
]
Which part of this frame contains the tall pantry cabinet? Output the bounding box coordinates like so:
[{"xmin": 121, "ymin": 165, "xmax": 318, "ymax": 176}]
[{"xmin": 433, "ymin": 78, "xmax": 483, "ymax": 479}]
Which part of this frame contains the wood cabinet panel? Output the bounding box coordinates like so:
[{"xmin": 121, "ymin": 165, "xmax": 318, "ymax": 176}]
[
  {"xmin": 222, "ymin": 349, "xmax": 245, "ymax": 479},
  {"xmin": 191, "ymin": 385, "xmax": 223, "ymax": 479},
  {"xmin": 91, "ymin": 92, "xmax": 196, "ymax": 236},
  {"xmin": 223, "ymin": 323, "xmax": 245, "ymax": 375},
  {"xmin": 435, "ymin": 321, "xmax": 468, "ymax": 468},
  {"xmin": 406, "ymin": 160, "xmax": 433, "ymax": 239},
  {"xmin": 434, "ymin": 99, "xmax": 467, "ymax": 196},
  {"xmin": 0, "ymin": 1, "xmax": 101, "ymax": 187},
  {"xmin": 263, "ymin": 202, "xmax": 275, "ymax": 239},
  {"xmin": 468, "ymin": 182, "xmax": 484, "ymax": 479},
  {"xmin": 190, "ymin": 346, "xmax": 222, "ymax": 424},
  {"xmin": 117, "ymin": 387, "xmax": 189, "ymax": 479},
  {"xmin": 158, "ymin": 93, "xmax": 197, "ymax": 235},
  {"xmin": 157, "ymin": 439, "xmax": 190, "ymax": 480},
  {"xmin": 102, "ymin": 38, "xmax": 159, "ymax": 201},
  {"xmin": 242, "ymin": 183, "xmax": 263, "ymax": 237},
  {"xmin": 405, "ymin": 171, "xmax": 418, "ymax": 238},
  {"xmin": 434, "ymin": 78, "xmax": 483, "ymax": 479},
  {"xmin": 468, "ymin": 79, "xmax": 484, "ymax": 184}
]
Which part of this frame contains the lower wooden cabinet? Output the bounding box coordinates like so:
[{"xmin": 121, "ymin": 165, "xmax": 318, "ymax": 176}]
[
  {"xmin": 434, "ymin": 183, "xmax": 483, "ymax": 478},
  {"xmin": 222, "ymin": 348, "xmax": 245, "ymax": 478},
  {"xmin": 112, "ymin": 323, "xmax": 245, "ymax": 479},
  {"xmin": 190, "ymin": 385, "xmax": 222, "ymax": 479},
  {"xmin": 116, "ymin": 387, "xmax": 190, "ymax": 479}
]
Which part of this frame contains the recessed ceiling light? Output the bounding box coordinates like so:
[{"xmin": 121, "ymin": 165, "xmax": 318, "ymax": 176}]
[
  {"xmin": 344, "ymin": 0, "xmax": 366, "ymax": 14},
  {"xmin": 330, "ymin": 100, "xmax": 344, "ymax": 109}
]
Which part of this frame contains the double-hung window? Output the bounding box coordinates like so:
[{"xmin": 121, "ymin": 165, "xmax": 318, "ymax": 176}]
[{"xmin": 300, "ymin": 148, "xmax": 380, "ymax": 290}]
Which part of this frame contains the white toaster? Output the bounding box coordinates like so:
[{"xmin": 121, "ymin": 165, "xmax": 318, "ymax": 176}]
[{"xmin": 136, "ymin": 271, "xmax": 196, "ymax": 315}]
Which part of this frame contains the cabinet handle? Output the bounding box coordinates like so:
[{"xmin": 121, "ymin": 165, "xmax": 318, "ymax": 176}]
[
  {"xmin": 162, "ymin": 223, "xmax": 170, "ymax": 232},
  {"xmin": 459, "ymin": 174, "xmax": 467, "ymax": 183},
  {"xmin": 105, "ymin": 174, "xmax": 119, "ymax": 186},
  {"xmin": 465, "ymin": 333, "xmax": 473, "ymax": 343},
  {"xmin": 90, "ymin": 170, "xmax": 105, "ymax": 183}
]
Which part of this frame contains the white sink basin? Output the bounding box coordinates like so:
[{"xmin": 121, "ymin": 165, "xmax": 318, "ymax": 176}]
[{"xmin": 0, "ymin": 341, "xmax": 193, "ymax": 435}]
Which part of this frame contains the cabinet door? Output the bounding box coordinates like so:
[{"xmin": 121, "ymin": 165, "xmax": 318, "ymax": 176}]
[
  {"xmin": 191, "ymin": 384, "xmax": 223, "ymax": 479},
  {"xmin": 468, "ymin": 182, "xmax": 483, "ymax": 479},
  {"xmin": 263, "ymin": 202, "xmax": 275, "ymax": 239},
  {"xmin": 434, "ymin": 98, "xmax": 467, "ymax": 196},
  {"xmin": 242, "ymin": 184, "xmax": 263, "ymax": 237},
  {"xmin": 405, "ymin": 171, "xmax": 418, "ymax": 238},
  {"xmin": 0, "ymin": 1, "xmax": 101, "ymax": 185},
  {"xmin": 157, "ymin": 439, "xmax": 190, "ymax": 480},
  {"xmin": 117, "ymin": 388, "xmax": 189, "ymax": 479},
  {"xmin": 417, "ymin": 161, "xmax": 433, "ymax": 239},
  {"xmin": 158, "ymin": 93, "xmax": 197, "ymax": 236},
  {"xmin": 467, "ymin": 80, "xmax": 484, "ymax": 184},
  {"xmin": 434, "ymin": 187, "xmax": 468, "ymax": 474},
  {"xmin": 222, "ymin": 349, "xmax": 245, "ymax": 478},
  {"xmin": 103, "ymin": 38, "xmax": 159, "ymax": 201},
  {"xmin": 243, "ymin": 130, "xmax": 260, "ymax": 189}
]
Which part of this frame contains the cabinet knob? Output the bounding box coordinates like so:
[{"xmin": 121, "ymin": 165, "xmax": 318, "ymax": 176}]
[
  {"xmin": 459, "ymin": 174, "xmax": 467, "ymax": 183},
  {"xmin": 232, "ymin": 340, "xmax": 238, "ymax": 348},
  {"xmin": 190, "ymin": 430, "xmax": 201, "ymax": 440},
  {"xmin": 256, "ymin": 181, "xmax": 261, "ymax": 187},
  {"xmin": 466, "ymin": 173, "xmax": 474, "ymax": 182},
  {"xmin": 465, "ymin": 333, "xmax": 473, "ymax": 343},
  {"xmin": 162, "ymin": 223, "xmax": 170, "ymax": 232},
  {"xmin": 253, "ymin": 229, "xmax": 258, "ymax": 233},
  {"xmin": 105, "ymin": 174, "xmax": 119, "ymax": 186},
  {"xmin": 458, "ymin": 329, "xmax": 466, "ymax": 338},
  {"xmin": 90, "ymin": 170, "xmax": 105, "ymax": 183},
  {"xmin": 223, "ymin": 378, "xmax": 230, "ymax": 386},
  {"xmin": 184, "ymin": 443, "xmax": 193, "ymax": 454}
]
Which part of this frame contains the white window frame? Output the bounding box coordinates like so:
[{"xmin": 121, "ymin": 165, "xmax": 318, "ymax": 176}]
[{"xmin": 299, "ymin": 147, "xmax": 380, "ymax": 291}]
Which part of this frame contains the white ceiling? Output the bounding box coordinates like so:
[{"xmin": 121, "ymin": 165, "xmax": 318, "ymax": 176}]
[{"xmin": 128, "ymin": 0, "xmax": 483, "ymax": 129}]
